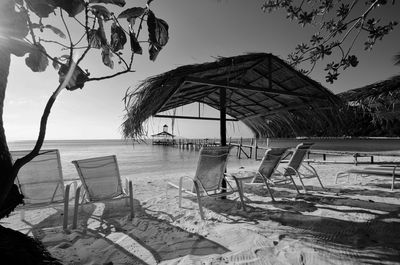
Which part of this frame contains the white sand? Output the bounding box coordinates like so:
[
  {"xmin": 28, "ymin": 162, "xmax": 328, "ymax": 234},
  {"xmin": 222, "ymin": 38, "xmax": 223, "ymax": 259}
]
[{"xmin": 3, "ymin": 160, "xmax": 400, "ymax": 265}]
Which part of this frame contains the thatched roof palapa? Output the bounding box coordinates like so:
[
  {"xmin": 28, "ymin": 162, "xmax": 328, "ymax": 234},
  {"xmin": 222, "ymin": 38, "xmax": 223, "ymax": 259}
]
[
  {"xmin": 123, "ymin": 53, "xmax": 341, "ymax": 138},
  {"xmin": 339, "ymin": 75, "xmax": 400, "ymax": 121}
]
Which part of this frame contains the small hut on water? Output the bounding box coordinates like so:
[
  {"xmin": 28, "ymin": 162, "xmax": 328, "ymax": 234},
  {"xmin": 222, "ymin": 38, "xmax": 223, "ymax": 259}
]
[{"xmin": 151, "ymin": 124, "xmax": 176, "ymax": 145}]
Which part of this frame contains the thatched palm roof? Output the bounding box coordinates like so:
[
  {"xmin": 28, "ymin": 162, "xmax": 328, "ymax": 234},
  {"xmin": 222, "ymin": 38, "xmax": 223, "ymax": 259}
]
[
  {"xmin": 339, "ymin": 75, "xmax": 400, "ymax": 121},
  {"xmin": 123, "ymin": 53, "xmax": 340, "ymax": 138}
]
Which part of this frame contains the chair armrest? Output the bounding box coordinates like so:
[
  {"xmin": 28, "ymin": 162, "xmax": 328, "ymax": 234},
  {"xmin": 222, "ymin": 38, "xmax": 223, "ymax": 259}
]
[
  {"xmin": 178, "ymin": 176, "xmax": 197, "ymax": 195},
  {"xmin": 124, "ymin": 177, "xmax": 130, "ymax": 194},
  {"xmin": 65, "ymin": 180, "xmax": 78, "ymax": 199},
  {"xmin": 282, "ymin": 165, "xmax": 300, "ymax": 176}
]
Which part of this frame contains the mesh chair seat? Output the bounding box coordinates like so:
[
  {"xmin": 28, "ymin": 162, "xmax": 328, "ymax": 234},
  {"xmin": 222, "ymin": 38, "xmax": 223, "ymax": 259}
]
[
  {"xmin": 71, "ymin": 155, "xmax": 134, "ymax": 228},
  {"xmin": 11, "ymin": 149, "xmax": 75, "ymax": 229}
]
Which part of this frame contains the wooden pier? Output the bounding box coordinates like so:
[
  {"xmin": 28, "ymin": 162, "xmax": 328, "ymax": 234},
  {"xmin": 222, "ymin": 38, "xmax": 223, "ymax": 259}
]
[{"xmin": 162, "ymin": 137, "xmax": 400, "ymax": 165}]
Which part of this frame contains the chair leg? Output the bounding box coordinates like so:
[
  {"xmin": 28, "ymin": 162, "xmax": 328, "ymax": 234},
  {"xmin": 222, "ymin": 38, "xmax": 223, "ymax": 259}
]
[
  {"xmin": 193, "ymin": 182, "xmax": 205, "ymax": 220},
  {"xmin": 315, "ymin": 174, "xmax": 325, "ymax": 190},
  {"xmin": 232, "ymin": 178, "xmax": 247, "ymax": 211},
  {"xmin": 288, "ymin": 175, "xmax": 301, "ymax": 194},
  {"xmin": 264, "ymin": 179, "xmax": 276, "ymax": 202},
  {"xmin": 178, "ymin": 177, "xmax": 184, "ymax": 208},
  {"xmin": 63, "ymin": 184, "xmax": 71, "ymax": 230},
  {"xmin": 296, "ymin": 172, "xmax": 307, "ymax": 192},
  {"xmin": 129, "ymin": 181, "xmax": 134, "ymax": 220},
  {"xmin": 335, "ymin": 172, "xmax": 340, "ymax": 184},
  {"xmin": 72, "ymin": 186, "xmax": 81, "ymax": 229},
  {"xmin": 392, "ymin": 174, "xmax": 395, "ymax": 191},
  {"xmin": 306, "ymin": 164, "xmax": 325, "ymax": 190}
]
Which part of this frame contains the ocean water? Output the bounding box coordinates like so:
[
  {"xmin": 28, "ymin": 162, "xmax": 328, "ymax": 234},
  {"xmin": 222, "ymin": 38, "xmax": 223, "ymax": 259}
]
[{"xmin": 7, "ymin": 139, "xmax": 259, "ymax": 181}]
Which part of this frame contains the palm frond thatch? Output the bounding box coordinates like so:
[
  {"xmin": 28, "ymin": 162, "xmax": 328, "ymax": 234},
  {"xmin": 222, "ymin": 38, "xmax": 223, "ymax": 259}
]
[
  {"xmin": 339, "ymin": 75, "xmax": 400, "ymax": 121},
  {"xmin": 122, "ymin": 53, "xmax": 341, "ymax": 138}
]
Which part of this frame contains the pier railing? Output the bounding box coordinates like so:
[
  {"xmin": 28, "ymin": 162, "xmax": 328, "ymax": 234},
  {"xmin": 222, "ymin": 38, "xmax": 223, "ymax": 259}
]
[{"xmin": 166, "ymin": 137, "xmax": 400, "ymax": 165}]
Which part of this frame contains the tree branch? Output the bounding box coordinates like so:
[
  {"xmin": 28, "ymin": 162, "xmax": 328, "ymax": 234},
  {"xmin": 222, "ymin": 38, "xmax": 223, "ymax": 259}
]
[
  {"xmin": 13, "ymin": 84, "xmax": 63, "ymax": 172},
  {"xmin": 86, "ymin": 69, "xmax": 135, "ymax": 82}
]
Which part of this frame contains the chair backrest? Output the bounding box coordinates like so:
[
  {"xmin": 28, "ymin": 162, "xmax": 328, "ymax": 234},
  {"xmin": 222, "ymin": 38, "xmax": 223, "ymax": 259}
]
[
  {"xmin": 284, "ymin": 142, "xmax": 314, "ymax": 176},
  {"xmin": 72, "ymin": 155, "xmax": 123, "ymax": 201},
  {"xmin": 11, "ymin": 149, "xmax": 65, "ymax": 205},
  {"xmin": 258, "ymin": 147, "xmax": 288, "ymax": 179},
  {"xmin": 194, "ymin": 146, "xmax": 231, "ymax": 192}
]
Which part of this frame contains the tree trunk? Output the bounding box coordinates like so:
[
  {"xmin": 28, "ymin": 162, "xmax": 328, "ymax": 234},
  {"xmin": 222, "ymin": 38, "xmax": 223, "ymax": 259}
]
[{"xmin": 0, "ymin": 41, "xmax": 24, "ymax": 218}]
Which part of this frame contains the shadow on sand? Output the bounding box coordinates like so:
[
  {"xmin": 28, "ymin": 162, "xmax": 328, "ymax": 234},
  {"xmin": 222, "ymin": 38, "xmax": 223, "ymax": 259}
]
[
  {"xmin": 191, "ymin": 184, "xmax": 400, "ymax": 265},
  {"xmin": 25, "ymin": 198, "xmax": 228, "ymax": 264}
]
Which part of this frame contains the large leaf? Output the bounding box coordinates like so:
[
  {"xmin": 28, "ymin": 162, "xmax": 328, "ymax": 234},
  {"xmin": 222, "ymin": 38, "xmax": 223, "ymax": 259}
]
[
  {"xmin": 147, "ymin": 10, "xmax": 169, "ymax": 61},
  {"xmin": 8, "ymin": 38, "xmax": 34, "ymax": 57},
  {"xmin": 101, "ymin": 46, "xmax": 114, "ymax": 69},
  {"xmin": 25, "ymin": 0, "xmax": 57, "ymax": 18},
  {"xmin": 118, "ymin": 7, "xmax": 145, "ymax": 20},
  {"xmin": 54, "ymin": 0, "xmax": 85, "ymax": 17},
  {"xmin": 52, "ymin": 57, "xmax": 60, "ymax": 70},
  {"xmin": 97, "ymin": 18, "xmax": 108, "ymax": 45},
  {"xmin": 149, "ymin": 44, "xmax": 161, "ymax": 61},
  {"xmin": 110, "ymin": 23, "xmax": 127, "ymax": 52},
  {"xmin": 58, "ymin": 63, "xmax": 89, "ymax": 90},
  {"xmin": 89, "ymin": 0, "xmax": 125, "ymax": 7},
  {"xmin": 89, "ymin": 5, "xmax": 112, "ymax": 20},
  {"xmin": 25, "ymin": 43, "xmax": 49, "ymax": 72},
  {"xmin": 1, "ymin": 3, "xmax": 29, "ymax": 39},
  {"xmin": 43, "ymin": 25, "xmax": 66, "ymax": 38},
  {"xmin": 129, "ymin": 31, "xmax": 142, "ymax": 54},
  {"xmin": 88, "ymin": 29, "xmax": 102, "ymax": 49}
]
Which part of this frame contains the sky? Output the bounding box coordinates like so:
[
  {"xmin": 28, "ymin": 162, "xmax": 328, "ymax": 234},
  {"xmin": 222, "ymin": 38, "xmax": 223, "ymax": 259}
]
[{"xmin": 4, "ymin": 0, "xmax": 400, "ymax": 141}]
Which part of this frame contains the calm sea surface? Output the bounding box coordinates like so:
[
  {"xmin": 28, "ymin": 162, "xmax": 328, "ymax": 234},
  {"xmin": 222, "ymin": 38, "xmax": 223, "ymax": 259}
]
[
  {"xmin": 9, "ymin": 138, "xmax": 400, "ymax": 181},
  {"xmin": 7, "ymin": 139, "xmax": 259, "ymax": 181}
]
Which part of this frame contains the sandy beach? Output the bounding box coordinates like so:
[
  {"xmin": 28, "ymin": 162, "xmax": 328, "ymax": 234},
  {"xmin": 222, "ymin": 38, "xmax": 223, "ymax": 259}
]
[{"xmin": 2, "ymin": 159, "xmax": 400, "ymax": 265}]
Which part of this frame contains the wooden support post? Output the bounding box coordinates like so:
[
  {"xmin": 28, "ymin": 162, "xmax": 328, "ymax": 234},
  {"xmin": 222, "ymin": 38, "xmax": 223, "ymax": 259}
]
[
  {"xmin": 220, "ymin": 87, "xmax": 227, "ymax": 199},
  {"xmin": 255, "ymin": 138, "xmax": 258, "ymax": 160},
  {"xmin": 250, "ymin": 138, "xmax": 254, "ymax": 159},
  {"xmin": 371, "ymin": 156, "xmax": 374, "ymax": 164},
  {"xmin": 238, "ymin": 137, "xmax": 243, "ymax": 159},
  {"xmin": 323, "ymin": 154, "xmax": 326, "ymax": 161}
]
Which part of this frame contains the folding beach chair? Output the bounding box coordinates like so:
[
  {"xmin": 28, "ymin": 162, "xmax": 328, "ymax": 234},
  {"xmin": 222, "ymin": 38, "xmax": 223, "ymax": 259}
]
[
  {"xmin": 168, "ymin": 146, "xmax": 246, "ymax": 220},
  {"xmin": 71, "ymin": 155, "xmax": 134, "ymax": 228},
  {"xmin": 335, "ymin": 165, "xmax": 399, "ymax": 190},
  {"xmin": 239, "ymin": 147, "xmax": 289, "ymax": 201},
  {"xmin": 11, "ymin": 149, "xmax": 76, "ymax": 229},
  {"xmin": 273, "ymin": 143, "xmax": 325, "ymax": 193}
]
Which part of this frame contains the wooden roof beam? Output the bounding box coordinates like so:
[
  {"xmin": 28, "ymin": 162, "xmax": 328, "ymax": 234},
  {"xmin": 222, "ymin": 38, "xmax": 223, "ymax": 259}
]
[
  {"xmin": 176, "ymin": 87, "xmax": 219, "ymax": 100},
  {"xmin": 229, "ymin": 89, "xmax": 271, "ymax": 112},
  {"xmin": 203, "ymin": 94, "xmax": 250, "ymax": 118},
  {"xmin": 155, "ymin": 78, "xmax": 187, "ymax": 114},
  {"xmin": 185, "ymin": 77, "xmax": 323, "ymax": 99},
  {"xmin": 242, "ymin": 102, "xmax": 330, "ymax": 120},
  {"xmin": 252, "ymin": 67, "xmax": 308, "ymax": 103},
  {"xmin": 155, "ymin": 114, "xmax": 238, "ymax": 121}
]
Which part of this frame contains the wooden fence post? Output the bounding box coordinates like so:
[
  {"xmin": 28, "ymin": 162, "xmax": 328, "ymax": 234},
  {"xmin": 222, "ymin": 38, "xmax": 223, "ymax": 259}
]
[{"xmin": 238, "ymin": 137, "xmax": 243, "ymax": 159}]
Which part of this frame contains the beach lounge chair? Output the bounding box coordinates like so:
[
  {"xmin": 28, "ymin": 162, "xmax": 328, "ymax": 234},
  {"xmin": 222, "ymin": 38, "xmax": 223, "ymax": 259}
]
[
  {"xmin": 168, "ymin": 146, "xmax": 246, "ymax": 220},
  {"xmin": 11, "ymin": 149, "xmax": 76, "ymax": 229},
  {"xmin": 335, "ymin": 165, "xmax": 399, "ymax": 190},
  {"xmin": 71, "ymin": 155, "xmax": 134, "ymax": 228},
  {"xmin": 237, "ymin": 147, "xmax": 289, "ymax": 201},
  {"xmin": 273, "ymin": 143, "xmax": 325, "ymax": 193}
]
